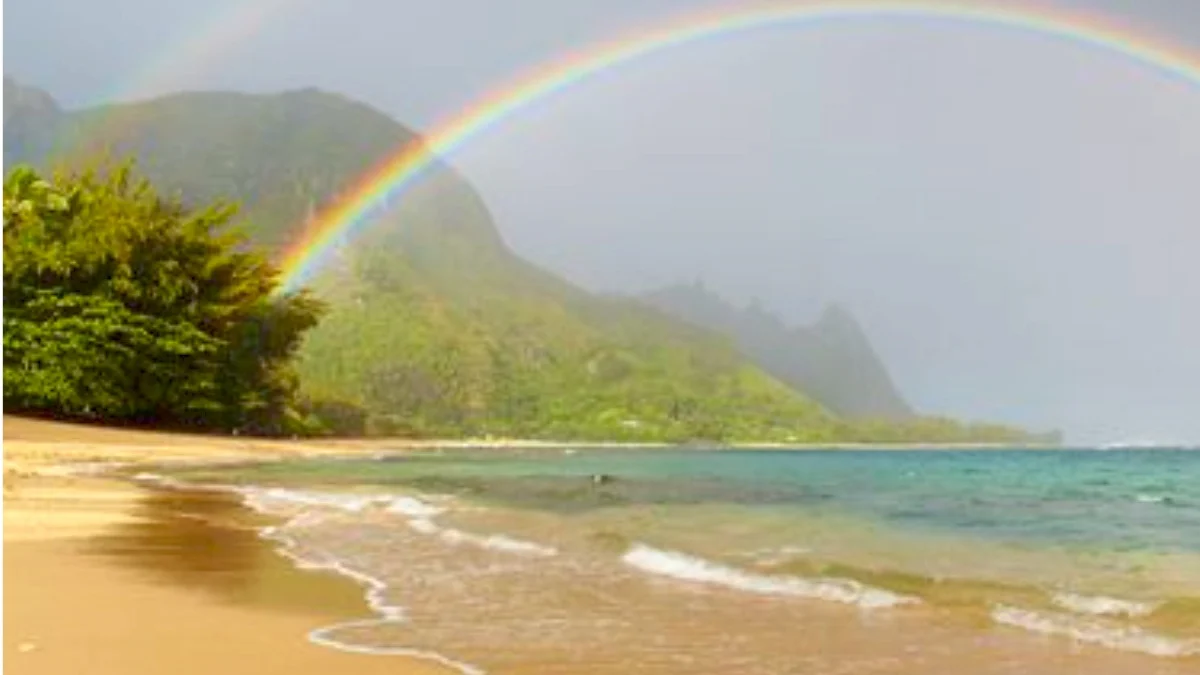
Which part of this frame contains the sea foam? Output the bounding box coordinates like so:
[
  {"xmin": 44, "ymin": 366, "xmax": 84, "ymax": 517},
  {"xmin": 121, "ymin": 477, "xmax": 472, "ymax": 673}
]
[
  {"xmin": 124, "ymin": 473, "xmax": 498, "ymax": 670},
  {"xmin": 622, "ymin": 544, "xmax": 917, "ymax": 609},
  {"xmin": 131, "ymin": 471, "xmax": 227, "ymax": 492},
  {"xmin": 992, "ymin": 605, "xmax": 1198, "ymax": 658},
  {"xmin": 406, "ymin": 518, "xmax": 558, "ymax": 557},
  {"xmin": 386, "ymin": 495, "xmax": 446, "ymax": 518},
  {"xmin": 744, "ymin": 545, "xmax": 813, "ymax": 566},
  {"xmin": 253, "ymin": 499, "xmax": 486, "ymax": 674},
  {"xmin": 242, "ymin": 487, "xmax": 393, "ymax": 513},
  {"xmin": 1052, "ymin": 592, "xmax": 1157, "ymax": 618}
]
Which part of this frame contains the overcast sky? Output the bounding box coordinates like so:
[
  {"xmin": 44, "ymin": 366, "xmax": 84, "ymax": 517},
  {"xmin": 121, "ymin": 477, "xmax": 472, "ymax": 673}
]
[{"xmin": 6, "ymin": 0, "xmax": 1200, "ymax": 443}]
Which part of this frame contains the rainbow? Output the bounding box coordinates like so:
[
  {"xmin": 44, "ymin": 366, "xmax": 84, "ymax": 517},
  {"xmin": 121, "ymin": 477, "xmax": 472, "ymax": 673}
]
[
  {"xmin": 113, "ymin": 0, "xmax": 299, "ymax": 104},
  {"xmin": 62, "ymin": 0, "xmax": 299, "ymax": 160},
  {"xmin": 274, "ymin": 0, "xmax": 1200, "ymax": 294}
]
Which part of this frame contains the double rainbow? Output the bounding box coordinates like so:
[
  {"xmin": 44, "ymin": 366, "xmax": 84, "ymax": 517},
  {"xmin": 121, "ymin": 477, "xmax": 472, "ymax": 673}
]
[
  {"xmin": 265, "ymin": 1, "xmax": 1200, "ymax": 294},
  {"xmin": 61, "ymin": 0, "xmax": 298, "ymax": 162}
]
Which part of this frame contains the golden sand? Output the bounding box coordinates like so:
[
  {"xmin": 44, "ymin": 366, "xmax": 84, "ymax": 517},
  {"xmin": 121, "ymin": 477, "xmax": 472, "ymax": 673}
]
[{"xmin": 2, "ymin": 416, "xmax": 457, "ymax": 675}]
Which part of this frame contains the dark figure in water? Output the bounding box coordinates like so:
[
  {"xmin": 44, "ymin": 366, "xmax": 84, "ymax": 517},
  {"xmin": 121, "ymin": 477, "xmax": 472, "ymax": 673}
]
[{"xmin": 591, "ymin": 474, "xmax": 614, "ymax": 485}]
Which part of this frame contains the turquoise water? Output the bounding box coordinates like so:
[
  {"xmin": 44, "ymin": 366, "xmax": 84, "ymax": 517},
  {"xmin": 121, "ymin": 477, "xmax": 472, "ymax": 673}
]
[
  {"xmin": 203, "ymin": 448, "xmax": 1200, "ymax": 550},
  {"xmin": 159, "ymin": 448, "xmax": 1200, "ymax": 673}
]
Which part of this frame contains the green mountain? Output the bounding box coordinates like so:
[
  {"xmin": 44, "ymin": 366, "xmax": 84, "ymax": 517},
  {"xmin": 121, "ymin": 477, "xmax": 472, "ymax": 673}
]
[
  {"xmin": 641, "ymin": 282, "xmax": 914, "ymax": 419},
  {"xmin": 4, "ymin": 79, "xmax": 843, "ymax": 441},
  {"xmin": 4, "ymin": 79, "xmax": 1052, "ymax": 443}
]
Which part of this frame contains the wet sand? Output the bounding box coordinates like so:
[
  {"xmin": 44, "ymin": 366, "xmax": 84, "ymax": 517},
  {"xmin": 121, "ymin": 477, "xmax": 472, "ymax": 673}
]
[{"xmin": 3, "ymin": 416, "xmax": 458, "ymax": 675}]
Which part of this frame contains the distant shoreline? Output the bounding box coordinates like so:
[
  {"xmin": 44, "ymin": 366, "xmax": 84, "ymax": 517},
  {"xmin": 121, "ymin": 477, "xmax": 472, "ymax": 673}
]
[
  {"xmin": 12, "ymin": 416, "xmax": 1193, "ymax": 478},
  {"xmin": 2, "ymin": 414, "xmax": 1068, "ymax": 468}
]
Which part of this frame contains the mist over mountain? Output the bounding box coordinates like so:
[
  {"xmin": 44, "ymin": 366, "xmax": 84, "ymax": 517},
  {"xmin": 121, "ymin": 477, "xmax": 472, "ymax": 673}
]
[
  {"xmin": 642, "ymin": 281, "xmax": 913, "ymax": 420},
  {"xmin": 4, "ymin": 78, "xmax": 64, "ymax": 166},
  {"xmin": 8, "ymin": 0, "xmax": 1200, "ymax": 444},
  {"xmin": 2, "ymin": 78, "xmax": 1052, "ymax": 443},
  {"xmin": 2, "ymin": 80, "xmax": 827, "ymax": 440}
]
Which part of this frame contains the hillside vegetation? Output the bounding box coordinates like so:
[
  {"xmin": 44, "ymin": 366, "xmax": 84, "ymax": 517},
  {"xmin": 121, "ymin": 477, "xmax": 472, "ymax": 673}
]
[{"xmin": 3, "ymin": 78, "xmax": 1054, "ymax": 443}]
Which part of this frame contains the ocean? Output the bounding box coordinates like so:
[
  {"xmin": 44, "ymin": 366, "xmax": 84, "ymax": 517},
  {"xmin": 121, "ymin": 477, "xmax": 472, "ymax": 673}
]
[{"xmin": 148, "ymin": 447, "xmax": 1200, "ymax": 674}]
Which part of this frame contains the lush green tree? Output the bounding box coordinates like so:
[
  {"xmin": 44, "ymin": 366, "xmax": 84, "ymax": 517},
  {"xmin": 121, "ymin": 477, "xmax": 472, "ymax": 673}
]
[{"xmin": 3, "ymin": 163, "xmax": 324, "ymax": 433}]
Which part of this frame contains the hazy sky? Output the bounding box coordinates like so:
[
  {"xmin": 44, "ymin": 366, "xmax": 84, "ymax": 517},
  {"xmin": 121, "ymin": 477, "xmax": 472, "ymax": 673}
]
[{"xmin": 6, "ymin": 0, "xmax": 1200, "ymax": 442}]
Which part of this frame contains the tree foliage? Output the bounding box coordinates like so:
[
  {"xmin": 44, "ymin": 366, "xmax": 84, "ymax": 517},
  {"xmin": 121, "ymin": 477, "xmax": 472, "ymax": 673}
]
[{"xmin": 3, "ymin": 163, "xmax": 325, "ymax": 434}]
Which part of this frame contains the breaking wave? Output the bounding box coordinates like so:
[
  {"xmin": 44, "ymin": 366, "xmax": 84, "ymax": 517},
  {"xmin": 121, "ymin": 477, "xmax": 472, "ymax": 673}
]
[
  {"xmin": 406, "ymin": 517, "xmax": 558, "ymax": 557},
  {"xmin": 243, "ymin": 489, "xmax": 486, "ymax": 673},
  {"xmin": 622, "ymin": 543, "xmax": 917, "ymax": 609},
  {"xmin": 1052, "ymin": 592, "xmax": 1157, "ymax": 618},
  {"xmin": 992, "ymin": 605, "xmax": 1198, "ymax": 658}
]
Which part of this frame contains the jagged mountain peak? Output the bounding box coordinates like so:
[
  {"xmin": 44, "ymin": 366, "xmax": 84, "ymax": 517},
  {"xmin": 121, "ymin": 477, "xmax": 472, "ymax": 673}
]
[{"xmin": 642, "ymin": 284, "xmax": 914, "ymax": 420}]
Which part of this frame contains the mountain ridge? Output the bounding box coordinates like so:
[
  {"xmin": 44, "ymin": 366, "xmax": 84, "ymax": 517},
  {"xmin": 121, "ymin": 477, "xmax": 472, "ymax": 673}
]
[
  {"xmin": 3, "ymin": 78, "xmax": 1051, "ymax": 444},
  {"xmin": 641, "ymin": 281, "xmax": 914, "ymax": 419},
  {"xmin": 4, "ymin": 78, "xmax": 841, "ymax": 441}
]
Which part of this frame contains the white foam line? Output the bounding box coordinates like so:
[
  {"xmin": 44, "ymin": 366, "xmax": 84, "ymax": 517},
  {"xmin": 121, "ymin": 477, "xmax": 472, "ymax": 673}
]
[
  {"xmin": 407, "ymin": 518, "xmax": 557, "ymax": 557},
  {"xmin": 131, "ymin": 471, "xmax": 234, "ymax": 493},
  {"xmin": 623, "ymin": 544, "xmax": 917, "ymax": 609},
  {"xmin": 386, "ymin": 495, "xmax": 446, "ymax": 518},
  {"xmin": 249, "ymin": 498, "xmax": 485, "ymax": 673},
  {"xmin": 130, "ymin": 474, "xmax": 450, "ymax": 523},
  {"xmin": 992, "ymin": 605, "xmax": 1199, "ymax": 658},
  {"xmin": 1052, "ymin": 592, "xmax": 1157, "ymax": 618},
  {"xmin": 248, "ymin": 487, "xmax": 390, "ymax": 513},
  {"xmin": 744, "ymin": 545, "xmax": 813, "ymax": 566},
  {"xmin": 307, "ymin": 623, "xmax": 486, "ymax": 674},
  {"xmin": 125, "ymin": 473, "xmax": 485, "ymax": 670},
  {"xmin": 234, "ymin": 486, "xmax": 452, "ymax": 521}
]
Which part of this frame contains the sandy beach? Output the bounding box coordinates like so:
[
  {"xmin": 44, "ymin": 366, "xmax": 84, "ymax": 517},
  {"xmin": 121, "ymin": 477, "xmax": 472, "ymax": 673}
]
[
  {"xmin": 6, "ymin": 416, "xmax": 1197, "ymax": 674},
  {"xmin": 2, "ymin": 416, "xmax": 458, "ymax": 675}
]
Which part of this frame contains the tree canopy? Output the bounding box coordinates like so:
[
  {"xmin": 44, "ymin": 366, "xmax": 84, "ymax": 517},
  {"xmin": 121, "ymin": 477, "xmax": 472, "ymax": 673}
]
[{"xmin": 3, "ymin": 163, "xmax": 324, "ymax": 434}]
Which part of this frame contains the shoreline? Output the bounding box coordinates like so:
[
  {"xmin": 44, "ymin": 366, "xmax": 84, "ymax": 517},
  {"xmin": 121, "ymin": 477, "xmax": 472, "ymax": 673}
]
[
  {"xmin": 3, "ymin": 416, "xmax": 464, "ymax": 675},
  {"xmin": 6, "ymin": 415, "xmax": 1197, "ymax": 673},
  {"xmin": 3, "ymin": 415, "xmax": 1079, "ymax": 467},
  {"xmin": 5, "ymin": 413, "xmax": 1016, "ymax": 674}
]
